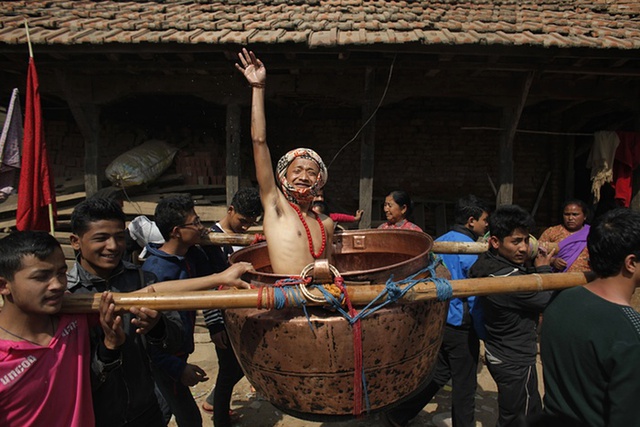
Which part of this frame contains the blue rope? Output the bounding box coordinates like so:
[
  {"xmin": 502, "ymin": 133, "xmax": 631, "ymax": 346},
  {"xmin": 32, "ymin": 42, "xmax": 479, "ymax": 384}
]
[
  {"xmin": 270, "ymin": 278, "xmax": 314, "ymax": 329},
  {"xmin": 271, "ymin": 255, "xmax": 453, "ymax": 323},
  {"xmin": 312, "ymin": 255, "xmax": 453, "ymax": 325}
]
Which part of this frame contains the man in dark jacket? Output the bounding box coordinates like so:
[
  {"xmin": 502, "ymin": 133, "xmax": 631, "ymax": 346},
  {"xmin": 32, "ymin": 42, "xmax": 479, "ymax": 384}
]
[
  {"xmin": 67, "ymin": 197, "xmax": 184, "ymax": 427},
  {"xmin": 468, "ymin": 205, "xmax": 554, "ymax": 427}
]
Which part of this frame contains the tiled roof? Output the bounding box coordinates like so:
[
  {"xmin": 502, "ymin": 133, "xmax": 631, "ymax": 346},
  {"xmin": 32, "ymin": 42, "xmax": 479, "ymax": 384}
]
[{"xmin": 0, "ymin": 1, "xmax": 639, "ymax": 50}]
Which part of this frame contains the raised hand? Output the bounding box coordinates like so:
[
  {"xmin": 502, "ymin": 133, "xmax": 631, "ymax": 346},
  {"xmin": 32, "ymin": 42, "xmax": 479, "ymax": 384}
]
[{"xmin": 235, "ymin": 48, "xmax": 266, "ymax": 87}]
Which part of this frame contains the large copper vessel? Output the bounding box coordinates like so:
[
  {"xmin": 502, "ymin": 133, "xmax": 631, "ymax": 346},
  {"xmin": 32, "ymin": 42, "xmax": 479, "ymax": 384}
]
[{"xmin": 227, "ymin": 229, "xmax": 449, "ymax": 421}]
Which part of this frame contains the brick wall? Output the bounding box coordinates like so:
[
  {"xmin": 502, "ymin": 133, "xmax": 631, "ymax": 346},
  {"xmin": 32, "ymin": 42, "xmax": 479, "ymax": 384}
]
[
  {"xmin": 266, "ymin": 99, "xmax": 566, "ymax": 235},
  {"xmin": 46, "ymin": 118, "xmax": 226, "ymax": 187},
  {"xmin": 44, "ymin": 98, "xmax": 568, "ymax": 236}
]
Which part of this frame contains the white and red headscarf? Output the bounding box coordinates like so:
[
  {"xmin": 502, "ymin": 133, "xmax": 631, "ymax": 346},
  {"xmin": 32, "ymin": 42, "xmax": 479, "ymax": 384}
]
[{"xmin": 276, "ymin": 148, "xmax": 328, "ymax": 204}]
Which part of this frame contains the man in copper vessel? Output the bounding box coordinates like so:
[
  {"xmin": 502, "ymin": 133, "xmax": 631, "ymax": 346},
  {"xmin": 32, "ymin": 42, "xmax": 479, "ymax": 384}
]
[{"xmin": 236, "ymin": 48, "xmax": 334, "ymax": 275}]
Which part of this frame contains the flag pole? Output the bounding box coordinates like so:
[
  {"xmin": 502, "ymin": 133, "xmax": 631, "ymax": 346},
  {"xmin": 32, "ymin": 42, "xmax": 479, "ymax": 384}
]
[
  {"xmin": 24, "ymin": 19, "xmax": 55, "ymax": 235},
  {"xmin": 24, "ymin": 20, "xmax": 33, "ymax": 58}
]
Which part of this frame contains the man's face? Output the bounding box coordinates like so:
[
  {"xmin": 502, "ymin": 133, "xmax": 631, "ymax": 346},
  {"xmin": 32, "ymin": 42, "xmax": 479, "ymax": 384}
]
[
  {"xmin": 490, "ymin": 228, "xmax": 530, "ymax": 265},
  {"xmin": 0, "ymin": 249, "xmax": 67, "ymax": 315},
  {"xmin": 227, "ymin": 207, "xmax": 256, "ymax": 233},
  {"xmin": 469, "ymin": 211, "xmax": 490, "ymax": 236},
  {"xmin": 70, "ymin": 219, "xmax": 126, "ymax": 279},
  {"xmin": 285, "ymin": 158, "xmax": 319, "ymax": 190},
  {"xmin": 176, "ymin": 210, "xmax": 205, "ymax": 246}
]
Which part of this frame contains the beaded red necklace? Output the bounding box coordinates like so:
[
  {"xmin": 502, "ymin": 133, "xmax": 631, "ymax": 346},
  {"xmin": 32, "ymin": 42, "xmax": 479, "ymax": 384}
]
[{"xmin": 290, "ymin": 202, "xmax": 326, "ymax": 258}]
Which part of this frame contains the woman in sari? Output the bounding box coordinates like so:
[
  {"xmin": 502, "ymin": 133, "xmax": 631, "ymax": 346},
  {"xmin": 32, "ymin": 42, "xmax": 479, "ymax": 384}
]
[{"xmin": 539, "ymin": 199, "xmax": 591, "ymax": 272}]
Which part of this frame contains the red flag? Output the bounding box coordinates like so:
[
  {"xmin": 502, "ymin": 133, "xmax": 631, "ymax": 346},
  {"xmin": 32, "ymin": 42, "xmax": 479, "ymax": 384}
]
[{"xmin": 16, "ymin": 57, "xmax": 56, "ymax": 231}]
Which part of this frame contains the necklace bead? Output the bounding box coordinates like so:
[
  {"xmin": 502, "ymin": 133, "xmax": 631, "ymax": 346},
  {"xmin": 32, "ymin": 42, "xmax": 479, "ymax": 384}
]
[{"xmin": 290, "ymin": 202, "xmax": 326, "ymax": 259}]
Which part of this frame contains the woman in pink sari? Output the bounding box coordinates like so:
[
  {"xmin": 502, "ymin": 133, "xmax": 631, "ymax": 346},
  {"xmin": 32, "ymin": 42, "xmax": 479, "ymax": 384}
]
[{"xmin": 539, "ymin": 199, "xmax": 591, "ymax": 272}]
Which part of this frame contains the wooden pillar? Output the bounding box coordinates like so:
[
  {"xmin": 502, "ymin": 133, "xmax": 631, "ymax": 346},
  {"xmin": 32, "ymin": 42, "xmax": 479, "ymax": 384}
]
[
  {"xmin": 55, "ymin": 71, "xmax": 100, "ymax": 196},
  {"xmin": 629, "ymin": 103, "xmax": 640, "ymax": 212},
  {"xmin": 496, "ymin": 72, "xmax": 535, "ymax": 207},
  {"xmin": 565, "ymin": 139, "xmax": 576, "ymax": 200},
  {"xmin": 359, "ymin": 67, "xmax": 376, "ymax": 229},
  {"xmin": 225, "ymin": 103, "xmax": 241, "ymax": 205}
]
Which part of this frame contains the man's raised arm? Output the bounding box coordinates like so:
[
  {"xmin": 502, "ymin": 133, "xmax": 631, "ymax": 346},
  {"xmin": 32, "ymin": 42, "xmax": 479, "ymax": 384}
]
[{"xmin": 235, "ymin": 49, "xmax": 278, "ymax": 204}]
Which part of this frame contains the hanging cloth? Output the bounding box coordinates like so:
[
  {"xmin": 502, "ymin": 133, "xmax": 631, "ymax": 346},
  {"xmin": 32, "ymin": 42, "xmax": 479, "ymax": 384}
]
[{"xmin": 587, "ymin": 131, "xmax": 619, "ymax": 203}]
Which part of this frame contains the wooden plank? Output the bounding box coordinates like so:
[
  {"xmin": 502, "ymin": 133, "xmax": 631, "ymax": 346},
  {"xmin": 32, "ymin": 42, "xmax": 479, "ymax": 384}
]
[
  {"xmin": 121, "ymin": 200, "xmax": 228, "ymax": 222},
  {"xmin": 54, "ymin": 177, "xmax": 85, "ymax": 195},
  {"xmin": 150, "ymin": 184, "xmax": 226, "ymax": 195},
  {"xmin": 61, "ymin": 244, "xmax": 76, "ymax": 259},
  {"xmin": 0, "ymin": 191, "xmax": 86, "ymax": 216},
  {"xmin": 0, "ymin": 198, "xmax": 229, "ymax": 229}
]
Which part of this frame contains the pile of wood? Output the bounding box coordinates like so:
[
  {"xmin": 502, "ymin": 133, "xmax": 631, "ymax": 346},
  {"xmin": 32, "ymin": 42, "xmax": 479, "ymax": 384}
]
[
  {"xmin": 0, "ymin": 173, "xmax": 233, "ymax": 232},
  {"xmin": 0, "ymin": 173, "xmax": 238, "ymax": 268}
]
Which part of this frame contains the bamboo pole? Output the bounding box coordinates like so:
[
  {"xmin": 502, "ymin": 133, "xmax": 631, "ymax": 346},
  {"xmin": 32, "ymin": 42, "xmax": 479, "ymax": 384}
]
[
  {"xmin": 431, "ymin": 241, "xmax": 489, "ymax": 254},
  {"xmin": 60, "ymin": 271, "xmax": 593, "ymax": 313},
  {"xmin": 200, "ymin": 233, "xmax": 558, "ymax": 255}
]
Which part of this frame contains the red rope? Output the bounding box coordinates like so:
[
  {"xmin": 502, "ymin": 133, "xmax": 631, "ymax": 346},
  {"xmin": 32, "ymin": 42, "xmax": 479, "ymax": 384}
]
[
  {"xmin": 251, "ymin": 233, "xmax": 266, "ymax": 245},
  {"xmin": 335, "ymin": 277, "xmax": 364, "ymax": 416},
  {"xmin": 257, "ymin": 286, "xmax": 264, "ymax": 309}
]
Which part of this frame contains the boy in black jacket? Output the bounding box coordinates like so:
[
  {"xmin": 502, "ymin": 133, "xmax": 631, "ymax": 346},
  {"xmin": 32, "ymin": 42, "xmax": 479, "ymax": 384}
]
[
  {"xmin": 67, "ymin": 197, "xmax": 184, "ymax": 427},
  {"xmin": 201, "ymin": 187, "xmax": 262, "ymax": 427},
  {"xmin": 468, "ymin": 205, "xmax": 554, "ymax": 427}
]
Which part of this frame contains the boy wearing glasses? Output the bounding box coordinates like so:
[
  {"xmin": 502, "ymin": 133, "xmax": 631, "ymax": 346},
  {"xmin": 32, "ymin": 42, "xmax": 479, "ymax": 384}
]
[{"xmin": 141, "ymin": 194, "xmax": 213, "ymax": 426}]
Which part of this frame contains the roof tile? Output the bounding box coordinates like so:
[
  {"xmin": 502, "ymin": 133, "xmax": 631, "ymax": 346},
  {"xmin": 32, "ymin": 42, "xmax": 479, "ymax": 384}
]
[
  {"xmin": 249, "ymin": 29, "xmax": 287, "ymax": 43},
  {"xmin": 190, "ymin": 29, "xmax": 231, "ymax": 44},
  {"xmin": 277, "ymin": 30, "xmax": 311, "ymax": 44},
  {"xmin": 0, "ymin": 0, "xmax": 636, "ymax": 51},
  {"xmin": 164, "ymin": 29, "xmax": 204, "ymax": 44},
  {"xmin": 218, "ymin": 29, "xmax": 258, "ymax": 45},
  {"xmin": 308, "ymin": 28, "xmax": 338, "ymax": 47}
]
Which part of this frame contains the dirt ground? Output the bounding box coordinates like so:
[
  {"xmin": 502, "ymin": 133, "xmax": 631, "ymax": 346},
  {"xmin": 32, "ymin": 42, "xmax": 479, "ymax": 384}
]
[{"xmin": 172, "ymin": 319, "xmax": 513, "ymax": 427}]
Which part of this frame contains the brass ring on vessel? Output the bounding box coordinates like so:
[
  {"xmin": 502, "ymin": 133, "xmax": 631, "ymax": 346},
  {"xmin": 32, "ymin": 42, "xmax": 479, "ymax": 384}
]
[{"xmin": 298, "ymin": 262, "xmax": 342, "ymax": 304}]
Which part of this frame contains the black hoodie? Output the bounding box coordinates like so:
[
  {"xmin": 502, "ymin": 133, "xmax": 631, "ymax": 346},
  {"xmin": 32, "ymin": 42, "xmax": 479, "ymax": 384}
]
[{"xmin": 469, "ymin": 251, "xmax": 552, "ymax": 365}]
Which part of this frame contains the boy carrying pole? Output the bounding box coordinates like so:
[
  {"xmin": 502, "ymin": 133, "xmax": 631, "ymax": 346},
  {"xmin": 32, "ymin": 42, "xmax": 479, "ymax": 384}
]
[{"xmin": 0, "ymin": 231, "xmax": 122, "ymax": 426}]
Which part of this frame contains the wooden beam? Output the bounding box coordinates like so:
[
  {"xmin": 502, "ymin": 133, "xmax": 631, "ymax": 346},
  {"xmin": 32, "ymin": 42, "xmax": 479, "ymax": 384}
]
[
  {"xmin": 54, "ymin": 70, "xmax": 101, "ymax": 196},
  {"xmin": 358, "ymin": 67, "xmax": 376, "ymax": 229},
  {"xmin": 497, "ymin": 71, "xmax": 535, "ymax": 206},
  {"xmin": 225, "ymin": 103, "xmax": 241, "ymax": 206}
]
